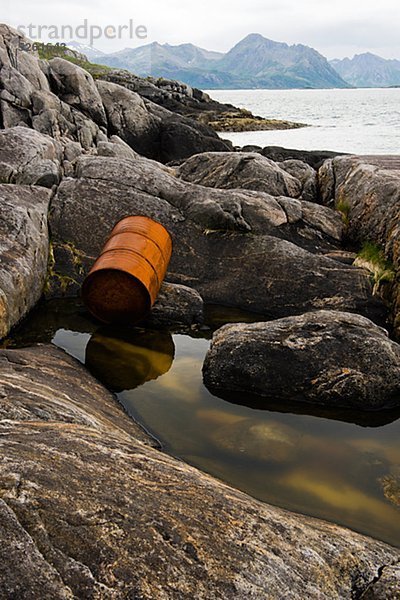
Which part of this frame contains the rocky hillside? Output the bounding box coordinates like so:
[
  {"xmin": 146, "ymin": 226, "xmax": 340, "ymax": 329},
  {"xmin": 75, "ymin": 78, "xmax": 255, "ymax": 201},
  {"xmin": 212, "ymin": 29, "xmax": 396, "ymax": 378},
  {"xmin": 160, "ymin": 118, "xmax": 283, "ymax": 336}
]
[
  {"xmin": 93, "ymin": 33, "xmax": 351, "ymax": 89},
  {"xmin": 32, "ymin": 42, "xmax": 307, "ymax": 134},
  {"xmin": 330, "ymin": 53, "xmax": 400, "ymax": 88},
  {"xmin": 98, "ymin": 70, "xmax": 306, "ymax": 132}
]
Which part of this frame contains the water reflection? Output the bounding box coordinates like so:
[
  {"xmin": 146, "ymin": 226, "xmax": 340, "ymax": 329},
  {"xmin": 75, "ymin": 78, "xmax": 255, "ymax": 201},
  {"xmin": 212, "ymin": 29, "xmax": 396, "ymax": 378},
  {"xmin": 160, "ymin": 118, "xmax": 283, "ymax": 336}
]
[
  {"xmin": 211, "ymin": 388, "xmax": 400, "ymax": 428},
  {"xmin": 85, "ymin": 326, "xmax": 175, "ymax": 393},
  {"xmin": 7, "ymin": 299, "xmax": 400, "ymax": 548},
  {"xmin": 6, "ymin": 298, "xmax": 98, "ymax": 347}
]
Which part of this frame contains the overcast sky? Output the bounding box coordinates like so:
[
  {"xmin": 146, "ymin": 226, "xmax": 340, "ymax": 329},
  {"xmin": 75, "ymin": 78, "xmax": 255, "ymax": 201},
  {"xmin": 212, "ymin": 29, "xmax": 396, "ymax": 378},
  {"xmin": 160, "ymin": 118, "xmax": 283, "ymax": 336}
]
[{"xmin": 4, "ymin": 0, "xmax": 400, "ymax": 59}]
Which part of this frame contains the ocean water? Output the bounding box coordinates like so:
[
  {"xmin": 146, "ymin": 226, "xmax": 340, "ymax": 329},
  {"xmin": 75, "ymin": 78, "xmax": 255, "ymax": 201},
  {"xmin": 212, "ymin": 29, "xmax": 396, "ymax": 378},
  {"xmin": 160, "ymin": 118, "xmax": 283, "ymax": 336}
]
[{"xmin": 207, "ymin": 88, "xmax": 400, "ymax": 155}]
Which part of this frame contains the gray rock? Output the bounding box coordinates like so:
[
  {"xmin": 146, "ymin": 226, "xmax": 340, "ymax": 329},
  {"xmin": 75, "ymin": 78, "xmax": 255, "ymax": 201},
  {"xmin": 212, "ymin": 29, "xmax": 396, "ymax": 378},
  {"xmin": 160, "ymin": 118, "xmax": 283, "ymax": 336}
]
[
  {"xmin": 14, "ymin": 51, "xmax": 50, "ymax": 92},
  {"xmin": 203, "ymin": 310, "xmax": 400, "ymax": 410},
  {"xmin": 0, "ymin": 27, "xmax": 37, "ymax": 129},
  {"xmin": 48, "ymin": 155, "xmax": 382, "ymax": 322},
  {"xmin": 0, "ymin": 29, "xmax": 125, "ymax": 152},
  {"xmin": 362, "ymin": 563, "xmax": 400, "ymax": 599},
  {"xmin": 97, "ymin": 135, "xmax": 140, "ymax": 160},
  {"xmin": 31, "ymin": 89, "xmax": 101, "ymax": 149},
  {"xmin": 145, "ymin": 100, "xmax": 232, "ymax": 163},
  {"xmin": 0, "ymin": 25, "xmax": 232, "ymax": 163},
  {"xmin": 0, "ymin": 63, "xmax": 33, "ymax": 127},
  {"xmin": 280, "ymin": 158, "xmax": 318, "ymax": 202},
  {"xmin": 0, "ymin": 184, "xmax": 51, "ymax": 338},
  {"xmin": 96, "ymin": 80, "xmax": 231, "ymax": 163},
  {"xmin": 0, "ymin": 98, "xmax": 31, "ymax": 128},
  {"xmin": 148, "ymin": 282, "xmax": 204, "ymax": 326},
  {"xmin": 319, "ymin": 156, "xmax": 400, "ymax": 336},
  {"xmin": 260, "ymin": 145, "xmax": 347, "ymax": 169},
  {"xmin": 69, "ymin": 154, "xmax": 343, "ymax": 249},
  {"xmin": 63, "ymin": 140, "xmax": 83, "ymax": 162},
  {"xmin": 49, "ymin": 58, "xmax": 107, "ymax": 127},
  {"xmin": 96, "ymin": 79, "xmax": 160, "ymax": 158},
  {"xmin": 0, "ymin": 344, "xmax": 399, "ymax": 599},
  {"xmin": 0, "ymin": 63, "xmax": 33, "ymax": 109},
  {"xmin": 0, "ymin": 24, "xmax": 26, "ymax": 61},
  {"xmin": 176, "ymin": 152, "xmax": 302, "ymax": 198},
  {"xmin": 318, "ymin": 158, "xmax": 336, "ymax": 206},
  {"xmin": 0, "ymin": 126, "xmax": 62, "ymax": 187}
]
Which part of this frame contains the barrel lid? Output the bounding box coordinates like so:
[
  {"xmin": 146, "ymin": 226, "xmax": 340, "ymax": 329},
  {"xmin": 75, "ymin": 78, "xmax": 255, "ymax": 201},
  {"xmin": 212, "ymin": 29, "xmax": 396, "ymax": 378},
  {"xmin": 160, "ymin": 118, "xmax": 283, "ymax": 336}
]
[{"xmin": 82, "ymin": 268, "xmax": 151, "ymax": 325}]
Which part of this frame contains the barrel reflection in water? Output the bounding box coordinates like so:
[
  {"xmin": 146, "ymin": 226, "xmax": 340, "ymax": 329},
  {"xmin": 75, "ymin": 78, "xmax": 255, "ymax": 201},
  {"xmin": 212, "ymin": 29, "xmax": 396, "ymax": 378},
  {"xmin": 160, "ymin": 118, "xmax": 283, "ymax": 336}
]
[{"xmin": 85, "ymin": 326, "xmax": 175, "ymax": 393}]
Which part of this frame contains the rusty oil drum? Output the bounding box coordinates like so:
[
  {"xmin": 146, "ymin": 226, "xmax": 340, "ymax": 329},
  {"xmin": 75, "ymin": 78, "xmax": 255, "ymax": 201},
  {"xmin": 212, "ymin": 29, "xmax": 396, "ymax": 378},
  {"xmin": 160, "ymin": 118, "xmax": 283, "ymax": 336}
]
[{"xmin": 81, "ymin": 216, "xmax": 172, "ymax": 324}]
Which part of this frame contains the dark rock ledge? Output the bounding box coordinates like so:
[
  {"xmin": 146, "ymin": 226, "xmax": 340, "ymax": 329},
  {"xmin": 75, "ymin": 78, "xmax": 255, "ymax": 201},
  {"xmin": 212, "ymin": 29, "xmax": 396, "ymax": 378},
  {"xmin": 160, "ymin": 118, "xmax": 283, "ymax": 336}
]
[{"xmin": 0, "ymin": 344, "xmax": 399, "ymax": 599}]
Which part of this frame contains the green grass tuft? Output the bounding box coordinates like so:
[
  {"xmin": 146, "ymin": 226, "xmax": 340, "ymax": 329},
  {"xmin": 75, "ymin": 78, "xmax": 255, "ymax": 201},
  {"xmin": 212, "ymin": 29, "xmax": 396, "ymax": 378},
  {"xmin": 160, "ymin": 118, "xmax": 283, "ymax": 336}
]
[
  {"xmin": 355, "ymin": 241, "xmax": 395, "ymax": 286},
  {"xmin": 336, "ymin": 199, "xmax": 351, "ymax": 226},
  {"xmin": 37, "ymin": 44, "xmax": 112, "ymax": 79}
]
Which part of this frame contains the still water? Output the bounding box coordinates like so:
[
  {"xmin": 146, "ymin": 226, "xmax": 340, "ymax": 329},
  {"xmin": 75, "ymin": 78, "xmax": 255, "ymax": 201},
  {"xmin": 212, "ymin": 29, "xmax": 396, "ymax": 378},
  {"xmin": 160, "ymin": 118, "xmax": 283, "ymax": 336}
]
[
  {"xmin": 8, "ymin": 299, "xmax": 400, "ymax": 547},
  {"xmin": 207, "ymin": 88, "xmax": 400, "ymax": 155}
]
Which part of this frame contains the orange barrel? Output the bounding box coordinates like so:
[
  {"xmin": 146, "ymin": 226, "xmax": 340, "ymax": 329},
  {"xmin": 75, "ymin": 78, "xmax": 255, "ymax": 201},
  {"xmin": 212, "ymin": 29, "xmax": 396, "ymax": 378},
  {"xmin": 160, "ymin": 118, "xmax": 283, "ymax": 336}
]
[{"xmin": 81, "ymin": 216, "xmax": 172, "ymax": 324}]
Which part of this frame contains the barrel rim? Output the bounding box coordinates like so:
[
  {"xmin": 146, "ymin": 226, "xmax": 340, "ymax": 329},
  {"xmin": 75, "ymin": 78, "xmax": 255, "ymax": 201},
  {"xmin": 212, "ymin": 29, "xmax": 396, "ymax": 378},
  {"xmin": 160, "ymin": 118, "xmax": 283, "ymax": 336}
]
[
  {"xmin": 112, "ymin": 215, "xmax": 173, "ymax": 247},
  {"xmin": 81, "ymin": 267, "xmax": 152, "ymax": 324}
]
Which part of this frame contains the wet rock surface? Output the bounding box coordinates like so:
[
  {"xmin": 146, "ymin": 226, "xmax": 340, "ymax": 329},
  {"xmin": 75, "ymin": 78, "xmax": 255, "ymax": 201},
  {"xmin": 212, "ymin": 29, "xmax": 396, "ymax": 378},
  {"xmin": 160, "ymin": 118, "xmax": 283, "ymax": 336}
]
[
  {"xmin": 0, "ymin": 344, "xmax": 399, "ymax": 599},
  {"xmin": 210, "ymin": 418, "xmax": 300, "ymax": 463},
  {"xmin": 149, "ymin": 281, "xmax": 204, "ymax": 327},
  {"xmin": 203, "ymin": 310, "xmax": 400, "ymax": 410}
]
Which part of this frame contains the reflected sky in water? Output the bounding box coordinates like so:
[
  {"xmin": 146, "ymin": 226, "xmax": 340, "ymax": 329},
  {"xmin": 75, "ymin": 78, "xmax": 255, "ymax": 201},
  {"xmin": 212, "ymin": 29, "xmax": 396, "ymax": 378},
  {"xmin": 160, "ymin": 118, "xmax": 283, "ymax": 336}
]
[{"xmin": 8, "ymin": 299, "xmax": 400, "ymax": 548}]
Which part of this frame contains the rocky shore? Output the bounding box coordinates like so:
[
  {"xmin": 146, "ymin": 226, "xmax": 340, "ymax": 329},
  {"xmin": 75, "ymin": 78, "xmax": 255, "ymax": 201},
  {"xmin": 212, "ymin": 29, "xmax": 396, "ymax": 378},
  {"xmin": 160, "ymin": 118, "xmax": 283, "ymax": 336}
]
[
  {"xmin": 96, "ymin": 69, "xmax": 308, "ymax": 133},
  {"xmin": 0, "ymin": 23, "xmax": 400, "ymax": 598}
]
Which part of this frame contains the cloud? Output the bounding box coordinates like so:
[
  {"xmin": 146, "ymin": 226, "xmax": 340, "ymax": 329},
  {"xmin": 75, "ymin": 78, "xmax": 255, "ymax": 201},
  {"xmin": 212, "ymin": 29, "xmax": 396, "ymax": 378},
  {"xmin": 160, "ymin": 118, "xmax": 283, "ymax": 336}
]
[{"xmin": 3, "ymin": 0, "xmax": 400, "ymax": 58}]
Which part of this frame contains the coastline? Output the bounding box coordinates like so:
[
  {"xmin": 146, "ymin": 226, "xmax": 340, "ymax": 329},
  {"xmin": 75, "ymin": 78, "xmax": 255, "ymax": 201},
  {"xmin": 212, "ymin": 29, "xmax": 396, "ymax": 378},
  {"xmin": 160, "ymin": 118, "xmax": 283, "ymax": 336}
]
[{"xmin": 0, "ymin": 23, "xmax": 399, "ymax": 598}]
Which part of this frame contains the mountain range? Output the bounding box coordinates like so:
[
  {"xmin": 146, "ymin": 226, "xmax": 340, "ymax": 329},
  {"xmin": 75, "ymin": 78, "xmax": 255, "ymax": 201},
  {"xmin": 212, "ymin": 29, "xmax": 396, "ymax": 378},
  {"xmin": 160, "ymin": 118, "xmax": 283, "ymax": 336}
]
[
  {"xmin": 89, "ymin": 34, "xmax": 350, "ymax": 89},
  {"xmin": 330, "ymin": 53, "xmax": 400, "ymax": 88},
  {"xmin": 69, "ymin": 34, "xmax": 400, "ymax": 90}
]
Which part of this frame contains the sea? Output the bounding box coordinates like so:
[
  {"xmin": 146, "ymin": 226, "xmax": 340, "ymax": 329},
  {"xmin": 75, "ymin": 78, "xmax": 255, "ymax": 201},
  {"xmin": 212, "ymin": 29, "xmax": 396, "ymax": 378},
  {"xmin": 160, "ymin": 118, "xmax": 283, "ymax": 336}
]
[{"xmin": 206, "ymin": 88, "xmax": 400, "ymax": 155}]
